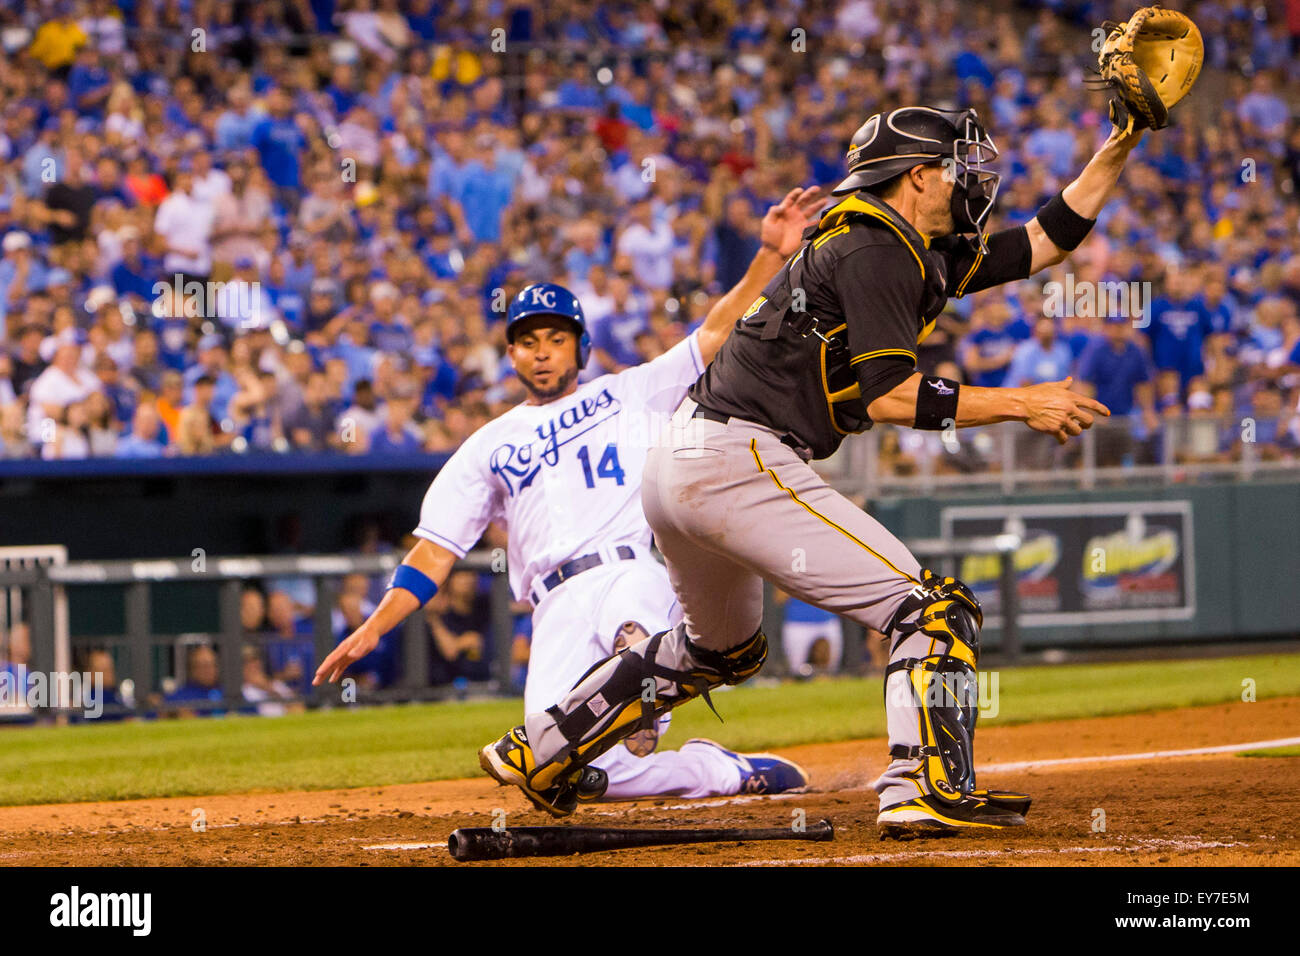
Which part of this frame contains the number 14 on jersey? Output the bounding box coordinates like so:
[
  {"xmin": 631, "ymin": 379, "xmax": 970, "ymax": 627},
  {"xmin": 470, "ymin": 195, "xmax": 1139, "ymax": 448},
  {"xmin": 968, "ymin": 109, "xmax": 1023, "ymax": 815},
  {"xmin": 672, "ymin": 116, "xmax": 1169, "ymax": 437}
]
[{"xmin": 576, "ymin": 443, "xmax": 625, "ymax": 488}]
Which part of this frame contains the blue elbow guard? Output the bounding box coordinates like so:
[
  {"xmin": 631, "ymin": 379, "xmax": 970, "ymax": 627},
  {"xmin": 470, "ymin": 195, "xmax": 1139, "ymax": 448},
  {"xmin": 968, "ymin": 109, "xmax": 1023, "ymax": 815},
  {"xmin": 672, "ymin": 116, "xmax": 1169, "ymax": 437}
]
[{"xmin": 387, "ymin": 564, "xmax": 438, "ymax": 607}]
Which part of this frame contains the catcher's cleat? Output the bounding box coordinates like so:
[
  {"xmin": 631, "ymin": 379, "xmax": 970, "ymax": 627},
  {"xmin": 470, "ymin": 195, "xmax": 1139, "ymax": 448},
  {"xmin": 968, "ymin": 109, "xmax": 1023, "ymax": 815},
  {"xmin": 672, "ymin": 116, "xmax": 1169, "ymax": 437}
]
[
  {"xmin": 877, "ymin": 792, "xmax": 1026, "ymax": 840},
  {"xmin": 971, "ymin": 788, "xmax": 1032, "ymax": 817},
  {"xmin": 682, "ymin": 738, "xmax": 810, "ymax": 795},
  {"xmin": 479, "ymin": 725, "xmax": 608, "ymax": 818}
]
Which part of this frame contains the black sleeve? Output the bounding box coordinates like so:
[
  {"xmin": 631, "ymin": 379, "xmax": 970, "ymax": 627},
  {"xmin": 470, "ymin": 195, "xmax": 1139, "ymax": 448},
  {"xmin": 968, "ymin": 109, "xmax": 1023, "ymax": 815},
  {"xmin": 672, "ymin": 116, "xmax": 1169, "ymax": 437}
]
[
  {"xmin": 940, "ymin": 226, "xmax": 1033, "ymax": 298},
  {"xmin": 855, "ymin": 356, "xmax": 917, "ymax": 409},
  {"xmin": 833, "ymin": 242, "xmax": 926, "ymax": 370}
]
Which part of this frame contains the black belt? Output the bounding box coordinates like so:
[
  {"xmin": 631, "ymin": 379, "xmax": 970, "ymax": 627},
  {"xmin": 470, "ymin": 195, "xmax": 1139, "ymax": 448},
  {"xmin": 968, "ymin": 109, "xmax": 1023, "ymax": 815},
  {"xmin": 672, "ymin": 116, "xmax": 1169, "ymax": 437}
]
[
  {"xmin": 691, "ymin": 404, "xmax": 809, "ymax": 456},
  {"xmin": 532, "ymin": 546, "xmax": 636, "ymax": 603}
]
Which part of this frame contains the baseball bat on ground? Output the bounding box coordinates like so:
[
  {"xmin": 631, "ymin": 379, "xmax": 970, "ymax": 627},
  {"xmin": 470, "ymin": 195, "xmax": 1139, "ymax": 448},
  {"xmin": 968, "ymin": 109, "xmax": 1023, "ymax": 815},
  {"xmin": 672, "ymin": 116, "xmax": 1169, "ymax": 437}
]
[{"xmin": 447, "ymin": 819, "xmax": 834, "ymax": 861}]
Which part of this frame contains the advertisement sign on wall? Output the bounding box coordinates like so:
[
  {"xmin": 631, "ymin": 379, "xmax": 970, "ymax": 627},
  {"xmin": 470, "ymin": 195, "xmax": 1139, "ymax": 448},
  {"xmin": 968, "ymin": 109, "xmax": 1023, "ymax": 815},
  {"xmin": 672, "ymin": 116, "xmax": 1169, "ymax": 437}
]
[{"xmin": 940, "ymin": 502, "xmax": 1195, "ymax": 627}]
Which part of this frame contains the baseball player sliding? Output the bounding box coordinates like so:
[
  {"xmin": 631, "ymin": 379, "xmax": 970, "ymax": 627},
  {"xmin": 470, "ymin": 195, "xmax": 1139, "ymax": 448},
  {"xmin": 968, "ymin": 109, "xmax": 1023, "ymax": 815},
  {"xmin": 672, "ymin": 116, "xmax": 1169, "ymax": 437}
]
[
  {"xmin": 472, "ymin": 101, "xmax": 1164, "ymax": 836},
  {"xmin": 316, "ymin": 187, "xmax": 828, "ymax": 807}
]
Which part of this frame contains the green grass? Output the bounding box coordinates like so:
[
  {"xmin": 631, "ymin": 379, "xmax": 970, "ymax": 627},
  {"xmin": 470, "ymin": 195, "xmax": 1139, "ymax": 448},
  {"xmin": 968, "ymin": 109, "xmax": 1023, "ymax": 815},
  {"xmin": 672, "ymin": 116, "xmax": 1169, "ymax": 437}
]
[
  {"xmin": 1, "ymin": 651, "xmax": 1297, "ymax": 807},
  {"xmin": 1239, "ymin": 745, "xmax": 1300, "ymax": 758}
]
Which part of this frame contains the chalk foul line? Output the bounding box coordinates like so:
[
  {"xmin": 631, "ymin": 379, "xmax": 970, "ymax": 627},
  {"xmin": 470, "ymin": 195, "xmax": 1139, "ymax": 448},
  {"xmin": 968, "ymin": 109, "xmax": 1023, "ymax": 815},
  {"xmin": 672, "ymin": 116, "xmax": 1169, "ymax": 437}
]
[{"xmin": 978, "ymin": 735, "xmax": 1300, "ymax": 773}]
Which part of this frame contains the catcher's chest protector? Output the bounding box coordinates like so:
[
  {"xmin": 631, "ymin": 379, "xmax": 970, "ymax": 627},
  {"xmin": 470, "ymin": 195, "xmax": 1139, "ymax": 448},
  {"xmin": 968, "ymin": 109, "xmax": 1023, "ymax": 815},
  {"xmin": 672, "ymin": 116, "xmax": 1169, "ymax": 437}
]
[{"xmin": 756, "ymin": 193, "xmax": 949, "ymax": 435}]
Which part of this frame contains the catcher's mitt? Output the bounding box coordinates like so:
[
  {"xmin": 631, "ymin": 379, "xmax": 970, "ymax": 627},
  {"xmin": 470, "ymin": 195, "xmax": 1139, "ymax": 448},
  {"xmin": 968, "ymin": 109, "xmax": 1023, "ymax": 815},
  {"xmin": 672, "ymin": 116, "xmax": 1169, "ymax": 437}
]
[{"xmin": 1097, "ymin": 5, "xmax": 1203, "ymax": 134}]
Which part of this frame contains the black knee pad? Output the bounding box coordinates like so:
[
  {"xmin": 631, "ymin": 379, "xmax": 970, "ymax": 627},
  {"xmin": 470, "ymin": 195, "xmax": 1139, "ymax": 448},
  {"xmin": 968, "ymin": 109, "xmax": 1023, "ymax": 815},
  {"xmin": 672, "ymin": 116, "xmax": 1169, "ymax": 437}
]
[
  {"xmin": 687, "ymin": 627, "xmax": 768, "ymax": 685},
  {"xmin": 887, "ymin": 569, "xmax": 982, "ymax": 665}
]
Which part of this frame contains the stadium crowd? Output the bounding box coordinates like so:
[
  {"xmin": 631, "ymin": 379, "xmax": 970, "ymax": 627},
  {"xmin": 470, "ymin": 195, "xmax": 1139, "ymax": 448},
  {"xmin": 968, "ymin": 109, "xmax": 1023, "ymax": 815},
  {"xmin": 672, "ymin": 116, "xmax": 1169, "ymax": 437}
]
[
  {"xmin": 0, "ymin": 0, "xmax": 1297, "ymax": 474},
  {"xmin": 1, "ymin": 0, "xmax": 1297, "ymax": 711}
]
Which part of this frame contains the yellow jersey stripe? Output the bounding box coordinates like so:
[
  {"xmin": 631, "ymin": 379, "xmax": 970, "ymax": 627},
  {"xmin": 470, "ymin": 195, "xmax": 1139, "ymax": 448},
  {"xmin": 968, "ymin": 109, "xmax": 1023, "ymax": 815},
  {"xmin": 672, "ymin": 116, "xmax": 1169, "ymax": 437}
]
[
  {"xmin": 813, "ymin": 223, "xmax": 851, "ymax": 250},
  {"xmin": 954, "ymin": 238, "xmax": 988, "ymax": 297},
  {"xmin": 817, "ymin": 196, "xmax": 926, "ymax": 279},
  {"xmin": 851, "ymin": 348, "xmax": 917, "ymax": 365}
]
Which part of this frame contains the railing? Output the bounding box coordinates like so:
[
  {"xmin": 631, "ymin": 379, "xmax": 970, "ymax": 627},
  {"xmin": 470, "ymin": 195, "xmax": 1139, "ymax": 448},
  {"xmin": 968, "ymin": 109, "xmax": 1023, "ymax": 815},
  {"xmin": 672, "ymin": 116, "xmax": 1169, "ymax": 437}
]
[
  {"xmin": 0, "ymin": 551, "xmax": 514, "ymax": 720},
  {"xmin": 0, "ymin": 536, "xmax": 1022, "ymax": 720},
  {"xmin": 816, "ymin": 415, "xmax": 1300, "ymax": 497}
]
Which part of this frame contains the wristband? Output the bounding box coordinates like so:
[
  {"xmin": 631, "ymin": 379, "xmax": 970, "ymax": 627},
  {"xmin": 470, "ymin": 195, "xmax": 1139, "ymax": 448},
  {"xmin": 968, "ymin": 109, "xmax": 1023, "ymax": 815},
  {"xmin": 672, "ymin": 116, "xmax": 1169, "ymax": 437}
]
[
  {"xmin": 914, "ymin": 375, "xmax": 960, "ymax": 431},
  {"xmin": 1036, "ymin": 191, "xmax": 1095, "ymax": 251},
  {"xmin": 387, "ymin": 563, "xmax": 438, "ymax": 607}
]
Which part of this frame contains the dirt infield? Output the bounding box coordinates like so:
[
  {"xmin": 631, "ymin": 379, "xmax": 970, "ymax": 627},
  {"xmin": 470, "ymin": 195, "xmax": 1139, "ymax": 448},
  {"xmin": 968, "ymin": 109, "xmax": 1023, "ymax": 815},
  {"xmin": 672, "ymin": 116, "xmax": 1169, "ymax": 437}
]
[{"xmin": 2, "ymin": 697, "xmax": 1297, "ymax": 867}]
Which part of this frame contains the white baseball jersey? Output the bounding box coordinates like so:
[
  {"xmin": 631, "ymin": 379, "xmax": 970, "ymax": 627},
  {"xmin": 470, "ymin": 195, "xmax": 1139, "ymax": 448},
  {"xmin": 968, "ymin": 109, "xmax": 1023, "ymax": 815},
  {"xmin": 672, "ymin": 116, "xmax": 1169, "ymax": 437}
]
[{"xmin": 415, "ymin": 332, "xmax": 705, "ymax": 602}]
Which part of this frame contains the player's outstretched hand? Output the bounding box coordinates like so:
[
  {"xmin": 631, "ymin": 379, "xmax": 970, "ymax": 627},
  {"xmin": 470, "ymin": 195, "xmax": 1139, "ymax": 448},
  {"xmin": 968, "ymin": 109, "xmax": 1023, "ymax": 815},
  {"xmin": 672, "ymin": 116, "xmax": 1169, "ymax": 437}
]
[
  {"xmin": 761, "ymin": 186, "xmax": 827, "ymax": 258},
  {"xmin": 313, "ymin": 625, "xmax": 380, "ymax": 685},
  {"xmin": 1102, "ymin": 123, "xmax": 1144, "ymax": 155},
  {"xmin": 1020, "ymin": 376, "xmax": 1111, "ymax": 445}
]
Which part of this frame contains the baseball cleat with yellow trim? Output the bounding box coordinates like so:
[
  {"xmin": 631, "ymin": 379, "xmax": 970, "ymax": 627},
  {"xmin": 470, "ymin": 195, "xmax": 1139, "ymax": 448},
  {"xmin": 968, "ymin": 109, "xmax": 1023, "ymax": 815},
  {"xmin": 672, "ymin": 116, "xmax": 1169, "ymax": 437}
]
[
  {"xmin": 971, "ymin": 789, "xmax": 1032, "ymax": 817},
  {"xmin": 478, "ymin": 725, "xmax": 608, "ymax": 818},
  {"xmin": 877, "ymin": 792, "xmax": 1026, "ymax": 839}
]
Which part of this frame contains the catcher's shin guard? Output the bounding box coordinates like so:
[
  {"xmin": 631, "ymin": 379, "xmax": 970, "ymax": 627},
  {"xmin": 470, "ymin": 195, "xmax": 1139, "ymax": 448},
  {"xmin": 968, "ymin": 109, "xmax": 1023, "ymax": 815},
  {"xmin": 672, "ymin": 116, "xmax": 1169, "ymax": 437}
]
[
  {"xmin": 879, "ymin": 569, "xmax": 1026, "ymax": 818},
  {"xmin": 884, "ymin": 570, "xmax": 982, "ymax": 802},
  {"xmin": 525, "ymin": 624, "xmax": 768, "ymax": 794}
]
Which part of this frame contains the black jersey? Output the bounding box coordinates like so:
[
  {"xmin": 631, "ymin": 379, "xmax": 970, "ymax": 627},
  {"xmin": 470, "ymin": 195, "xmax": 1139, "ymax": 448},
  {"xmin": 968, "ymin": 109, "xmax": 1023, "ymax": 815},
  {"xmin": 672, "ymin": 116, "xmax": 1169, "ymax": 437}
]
[{"xmin": 689, "ymin": 193, "xmax": 1032, "ymax": 459}]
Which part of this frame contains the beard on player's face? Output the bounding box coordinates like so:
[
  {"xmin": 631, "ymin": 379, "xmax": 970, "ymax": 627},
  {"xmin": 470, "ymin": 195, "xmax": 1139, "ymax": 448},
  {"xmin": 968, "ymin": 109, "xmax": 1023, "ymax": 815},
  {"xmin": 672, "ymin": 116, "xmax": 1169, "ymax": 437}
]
[{"xmin": 520, "ymin": 363, "xmax": 579, "ymax": 402}]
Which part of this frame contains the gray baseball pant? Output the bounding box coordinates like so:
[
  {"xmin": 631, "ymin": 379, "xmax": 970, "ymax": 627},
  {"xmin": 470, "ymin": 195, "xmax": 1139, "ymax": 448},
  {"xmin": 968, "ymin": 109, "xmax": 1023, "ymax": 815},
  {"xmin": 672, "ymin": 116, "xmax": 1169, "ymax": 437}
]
[{"xmin": 524, "ymin": 398, "xmax": 945, "ymax": 807}]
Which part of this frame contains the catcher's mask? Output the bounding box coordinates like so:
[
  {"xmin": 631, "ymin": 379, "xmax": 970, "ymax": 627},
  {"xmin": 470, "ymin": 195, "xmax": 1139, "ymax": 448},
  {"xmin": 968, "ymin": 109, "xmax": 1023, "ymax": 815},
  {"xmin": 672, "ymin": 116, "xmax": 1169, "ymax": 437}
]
[{"xmin": 832, "ymin": 107, "xmax": 1000, "ymax": 254}]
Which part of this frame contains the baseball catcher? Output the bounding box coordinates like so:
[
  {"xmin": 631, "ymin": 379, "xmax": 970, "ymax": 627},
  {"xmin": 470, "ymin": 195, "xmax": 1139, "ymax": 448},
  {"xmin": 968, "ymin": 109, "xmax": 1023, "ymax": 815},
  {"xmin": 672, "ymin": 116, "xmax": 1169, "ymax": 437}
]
[{"xmin": 478, "ymin": 10, "xmax": 1197, "ymax": 836}]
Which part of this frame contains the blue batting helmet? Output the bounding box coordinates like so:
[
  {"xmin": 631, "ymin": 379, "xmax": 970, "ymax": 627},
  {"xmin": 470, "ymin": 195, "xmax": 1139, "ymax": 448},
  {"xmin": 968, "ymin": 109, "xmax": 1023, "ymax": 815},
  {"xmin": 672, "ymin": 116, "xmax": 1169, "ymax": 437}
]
[{"xmin": 505, "ymin": 282, "xmax": 591, "ymax": 368}]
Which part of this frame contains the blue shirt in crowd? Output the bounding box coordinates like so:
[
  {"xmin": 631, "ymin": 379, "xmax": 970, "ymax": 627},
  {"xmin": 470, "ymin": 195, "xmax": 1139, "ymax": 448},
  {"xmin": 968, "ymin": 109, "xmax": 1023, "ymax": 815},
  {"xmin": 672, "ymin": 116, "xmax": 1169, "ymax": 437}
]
[
  {"xmin": 1003, "ymin": 338, "xmax": 1074, "ymax": 387},
  {"xmin": 1146, "ymin": 295, "xmax": 1212, "ymax": 387},
  {"xmin": 592, "ymin": 310, "xmax": 647, "ymax": 368},
  {"xmin": 252, "ymin": 116, "xmax": 308, "ymax": 190},
  {"xmin": 1077, "ymin": 335, "xmax": 1153, "ymax": 416}
]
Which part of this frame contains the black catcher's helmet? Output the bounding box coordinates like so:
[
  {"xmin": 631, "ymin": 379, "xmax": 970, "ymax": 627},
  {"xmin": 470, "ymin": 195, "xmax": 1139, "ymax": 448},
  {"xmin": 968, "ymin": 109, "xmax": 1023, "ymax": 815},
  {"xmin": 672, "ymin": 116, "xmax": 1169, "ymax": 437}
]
[{"xmin": 831, "ymin": 107, "xmax": 1001, "ymax": 253}]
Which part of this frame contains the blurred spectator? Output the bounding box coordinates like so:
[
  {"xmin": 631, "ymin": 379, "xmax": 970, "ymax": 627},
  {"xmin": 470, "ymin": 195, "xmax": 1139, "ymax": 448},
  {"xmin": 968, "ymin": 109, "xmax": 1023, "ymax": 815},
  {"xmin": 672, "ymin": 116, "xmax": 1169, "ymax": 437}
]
[
  {"xmin": 41, "ymin": 398, "xmax": 90, "ymax": 460},
  {"xmin": 0, "ymin": 623, "xmax": 32, "ymax": 719},
  {"xmin": 0, "ymin": 403, "xmax": 29, "ymax": 460},
  {"xmin": 176, "ymin": 375, "xmax": 232, "ymax": 455},
  {"xmin": 1004, "ymin": 316, "xmax": 1074, "ymax": 388},
  {"xmin": 82, "ymin": 648, "xmax": 125, "ymax": 718},
  {"xmin": 42, "ymin": 149, "xmax": 96, "ymax": 245},
  {"xmin": 263, "ymin": 589, "xmax": 315, "ymax": 697},
  {"xmin": 240, "ymin": 585, "xmax": 267, "ymax": 635},
  {"xmin": 960, "ymin": 301, "xmax": 1023, "ymax": 388},
  {"xmin": 8, "ymin": 325, "xmax": 48, "ymax": 395},
  {"xmin": 211, "ymin": 156, "xmax": 272, "ymax": 270},
  {"xmin": 616, "ymin": 199, "xmax": 675, "ymax": 290},
  {"xmin": 779, "ymin": 593, "xmax": 844, "ymax": 679},
  {"xmin": 241, "ymin": 646, "xmax": 299, "ymax": 717},
  {"xmin": 26, "ymin": 341, "xmax": 100, "ymax": 447},
  {"xmin": 164, "ymin": 644, "xmax": 225, "ymax": 715},
  {"xmin": 0, "ymin": 235, "xmax": 45, "ymax": 327},
  {"xmin": 83, "ymin": 390, "xmax": 119, "ymax": 457},
  {"xmin": 426, "ymin": 569, "xmax": 491, "ymax": 684},
  {"xmin": 1076, "ymin": 316, "xmax": 1159, "ymax": 466},
  {"xmin": 0, "ymin": 622, "xmax": 30, "ymax": 683},
  {"xmin": 285, "ymin": 370, "xmax": 337, "ymax": 451},
  {"xmin": 1146, "ymin": 269, "xmax": 1213, "ymax": 393},
  {"xmin": 114, "ymin": 403, "xmax": 166, "ymax": 458},
  {"xmin": 368, "ymin": 386, "xmax": 423, "ymax": 453},
  {"xmin": 154, "ymin": 163, "xmax": 214, "ymax": 283},
  {"xmin": 331, "ymin": 573, "xmax": 399, "ymax": 689},
  {"xmin": 337, "ymin": 379, "xmax": 382, "ymax": 453},
  {"xmin": 509, "ymin": 605, "xmax": 532, "ymax": 695}
]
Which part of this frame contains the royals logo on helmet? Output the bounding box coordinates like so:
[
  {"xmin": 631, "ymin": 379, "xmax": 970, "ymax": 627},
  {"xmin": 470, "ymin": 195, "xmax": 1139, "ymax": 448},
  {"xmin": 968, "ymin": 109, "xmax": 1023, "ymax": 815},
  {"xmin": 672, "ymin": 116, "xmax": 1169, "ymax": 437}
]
[{"xmin": 528, "ymin": 287, "xmax": 557, "ymax": 309}]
